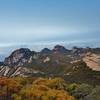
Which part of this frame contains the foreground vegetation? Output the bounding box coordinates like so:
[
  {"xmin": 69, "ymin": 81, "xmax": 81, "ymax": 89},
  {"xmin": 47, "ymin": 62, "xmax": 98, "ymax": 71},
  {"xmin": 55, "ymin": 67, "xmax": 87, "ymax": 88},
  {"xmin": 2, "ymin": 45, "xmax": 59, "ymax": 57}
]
[{"xmin": 0, "ymin": 77, "xmax": 100, "ymax": 100}]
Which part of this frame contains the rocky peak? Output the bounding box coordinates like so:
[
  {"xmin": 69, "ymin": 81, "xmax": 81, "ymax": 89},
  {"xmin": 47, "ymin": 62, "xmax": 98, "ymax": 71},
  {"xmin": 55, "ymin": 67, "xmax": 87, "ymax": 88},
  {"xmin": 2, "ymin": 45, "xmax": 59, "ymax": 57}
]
[
  {"xmin": 40, "ymin": 48, "xmax": 52, "ymax": 54},
  {"xmin": 10, "ymin": 48, "xmax": 33, "ymax": 59},
  {"xmin": 53, "ymin": 45, "xmax": 69, "ymax": 53},
  {"xmin": 4, "ymin": 48, "xmax": 33, "ymax": 66}
]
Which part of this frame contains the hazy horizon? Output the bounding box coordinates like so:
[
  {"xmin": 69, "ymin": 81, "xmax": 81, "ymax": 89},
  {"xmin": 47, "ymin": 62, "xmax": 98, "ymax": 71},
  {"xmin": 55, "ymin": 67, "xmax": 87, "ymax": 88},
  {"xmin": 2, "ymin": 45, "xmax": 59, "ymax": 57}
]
[
  {"xmin": 0, "ymin": 40, "xmax": 100, "ymax": 61},
  {"xmin": 0, "ymin": 0, "xmax": 100, "ymax": 61}
]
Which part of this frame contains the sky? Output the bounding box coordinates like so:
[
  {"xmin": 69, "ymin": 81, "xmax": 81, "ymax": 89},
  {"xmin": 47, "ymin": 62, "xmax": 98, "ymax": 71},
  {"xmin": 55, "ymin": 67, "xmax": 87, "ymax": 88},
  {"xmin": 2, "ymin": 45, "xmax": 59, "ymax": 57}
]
[{"xmin": 0, "ymin": 0, "xmax": 100, "ymax": 60}]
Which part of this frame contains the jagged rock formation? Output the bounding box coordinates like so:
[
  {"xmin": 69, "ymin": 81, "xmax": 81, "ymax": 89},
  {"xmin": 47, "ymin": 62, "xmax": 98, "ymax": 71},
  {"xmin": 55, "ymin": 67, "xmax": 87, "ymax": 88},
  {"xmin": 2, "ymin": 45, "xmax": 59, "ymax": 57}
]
[
  {"xmin": 0, "ymin": 45, "xmax": 100, "ymax": 79},
  {"xmin": 0, "ymin": 65, "xmax": 44, "ymax": 77},
  {"xmin": 53, "ymin": 45, "xmax": 70, "ymax": 54},
  {"xmin": 4, "ymin": 48, "xmax": 35, "ymax": 66}
]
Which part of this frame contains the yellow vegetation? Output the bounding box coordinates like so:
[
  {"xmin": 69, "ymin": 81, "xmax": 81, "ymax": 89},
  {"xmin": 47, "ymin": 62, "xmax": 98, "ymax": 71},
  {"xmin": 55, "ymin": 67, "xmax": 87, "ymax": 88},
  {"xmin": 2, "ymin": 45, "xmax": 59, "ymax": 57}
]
[{"xmin": 0, "ymin": 77, "xmax": 75, "ymax": 100}]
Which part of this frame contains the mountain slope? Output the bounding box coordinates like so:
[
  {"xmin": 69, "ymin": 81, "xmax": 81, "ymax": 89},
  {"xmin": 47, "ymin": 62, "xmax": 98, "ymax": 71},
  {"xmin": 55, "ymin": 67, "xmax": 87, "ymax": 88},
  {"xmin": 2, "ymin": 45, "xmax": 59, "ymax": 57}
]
[{"xmin": 0, "ymin": 45, "xmax": 100, "ymax": 85}]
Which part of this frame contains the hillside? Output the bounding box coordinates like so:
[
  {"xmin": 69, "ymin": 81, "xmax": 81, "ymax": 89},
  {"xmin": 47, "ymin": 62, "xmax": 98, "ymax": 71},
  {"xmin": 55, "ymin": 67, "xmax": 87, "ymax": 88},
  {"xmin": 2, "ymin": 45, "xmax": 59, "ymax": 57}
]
[{"xmin": 0, "ymin": 45, "xmax": 99, "ymax": 86}]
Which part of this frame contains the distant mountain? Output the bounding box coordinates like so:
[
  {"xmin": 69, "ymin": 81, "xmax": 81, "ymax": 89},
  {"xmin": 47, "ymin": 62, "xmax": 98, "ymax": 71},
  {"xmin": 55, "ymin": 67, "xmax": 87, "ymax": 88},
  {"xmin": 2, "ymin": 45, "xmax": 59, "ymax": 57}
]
[
  {"xmin": 4, "ymin": 45, "xmax": 70, "ymax": 66},
  {"xmin": 53, "ymin": 45, "xmax": 70, "ymax": 54},
  {"xmin": 40, "ymin": 48, "xmax": 52, "ymax": 54},
  {"xmin": 0, "ymin": 45, "xmax": 100, "ymax": 85},
  {"xmin": 4, "ymin": 45, "xmax": 100, "ymax": 66},
  {"xmin": 3, "ymin": 45, "xmax": 100, "ymax": 70}
]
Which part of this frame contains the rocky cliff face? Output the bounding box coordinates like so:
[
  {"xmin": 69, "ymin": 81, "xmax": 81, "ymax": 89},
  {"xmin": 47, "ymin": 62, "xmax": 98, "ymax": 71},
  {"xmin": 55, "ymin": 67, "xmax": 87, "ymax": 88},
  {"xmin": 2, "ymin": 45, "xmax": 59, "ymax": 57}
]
[
  {"xmin": 0, "ymin": 65, "xmax": 44, "ymax": 77},
  {"xmin": 4, "ymin": 45, "xmax": 71, "ymax": 67},
  {"xmin": 83, "ymin": 53, "xmax": 100, "ymax": 71},
  {"xmin": 0, "ymin": 45, "xmax": 100, "ymax": 77},
  {"xmin": 3, "ymin": 45, "xmax": 100, "ymax": 68},
  {"xmin": 4, "ymin": 48, "xmax": 35, "ymax": 66}
]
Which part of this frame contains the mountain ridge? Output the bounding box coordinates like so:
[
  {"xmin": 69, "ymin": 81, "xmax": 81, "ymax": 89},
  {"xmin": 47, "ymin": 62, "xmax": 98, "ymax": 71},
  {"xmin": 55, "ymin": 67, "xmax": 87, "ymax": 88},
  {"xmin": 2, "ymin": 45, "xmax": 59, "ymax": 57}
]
[{"xmin": 0, "ymin": 45, "xmax": 100, "ymax": 85}]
